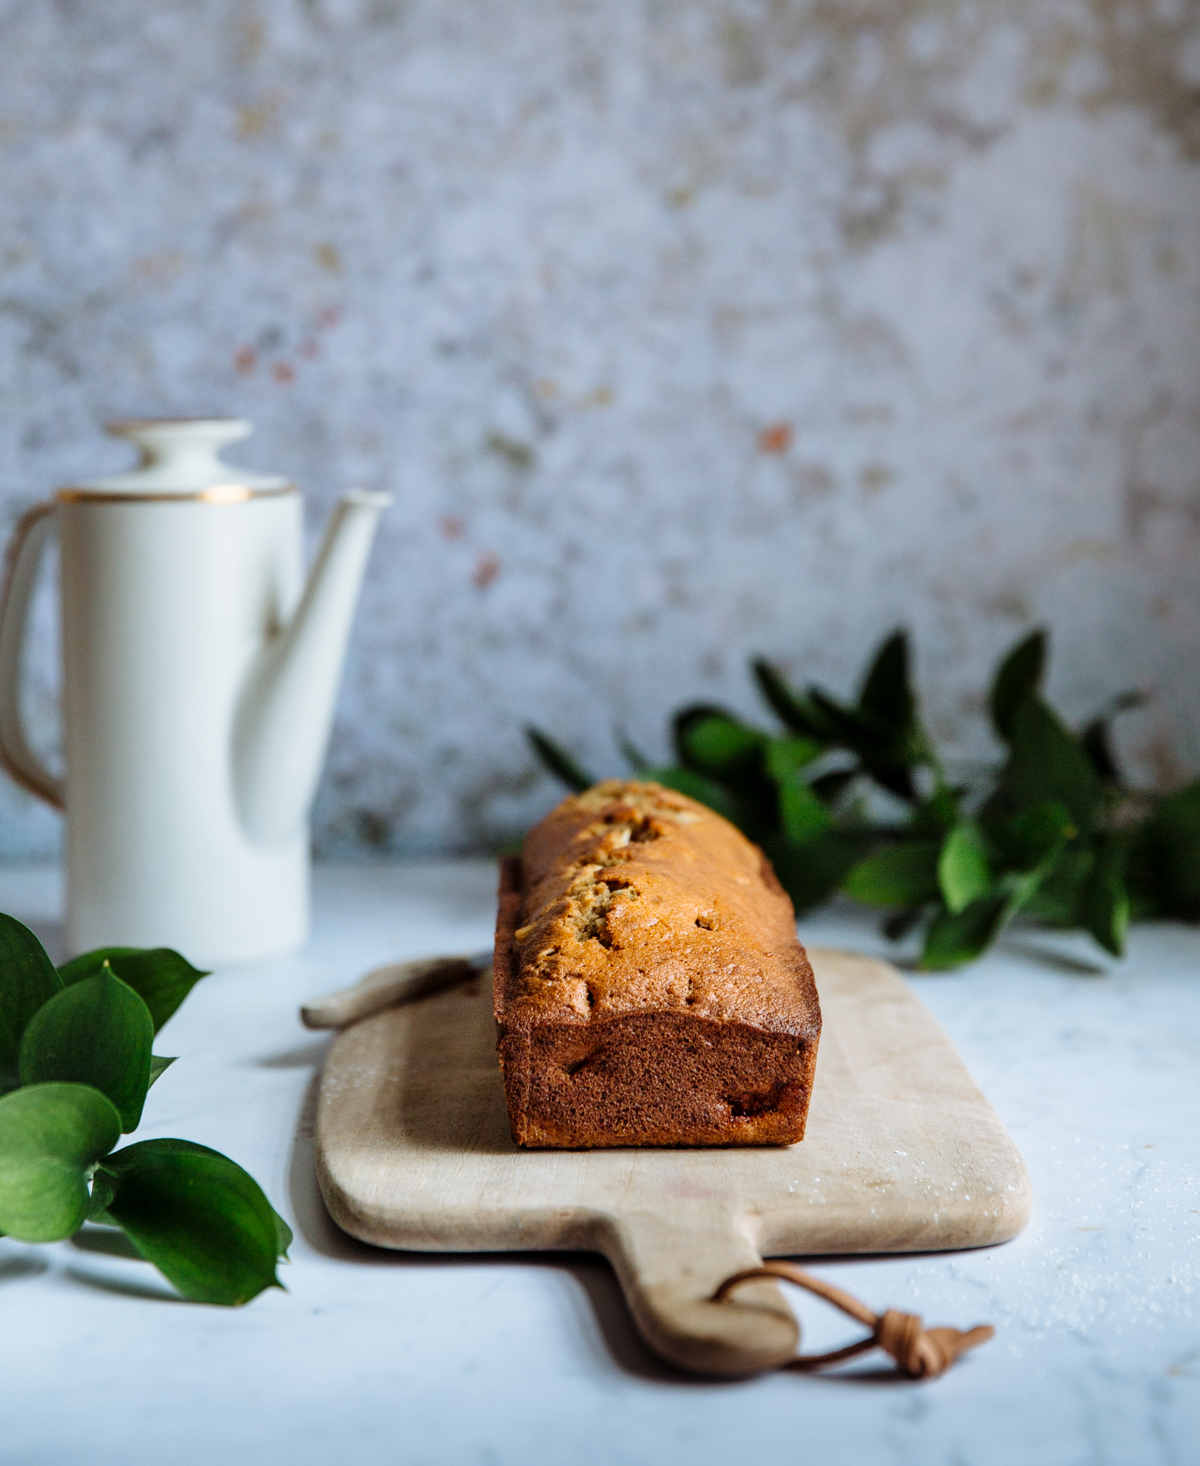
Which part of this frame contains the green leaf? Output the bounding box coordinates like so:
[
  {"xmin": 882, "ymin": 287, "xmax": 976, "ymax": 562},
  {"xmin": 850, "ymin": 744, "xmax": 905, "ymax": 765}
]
[
  {"xmin": 938, "ymin": 823, "xmax": 992, "ymax": 914},
  {"xmin": 148, "ymin": 1055, "xmax": 176, "ymax": 1086},
  {"xmin": 843, "ymin": 841, "xmax": 942, "ymax": 909},
  {"xmin": 765, "ymin": 738, "xmax": 832, "ymax": 844},
  {"xmin": 806, "ymin": 688, "xmax": 884, "ymax": 755},
  {"xmin": 1002, "ymin": 698, "xmax": 1102, "ymax": 831},
  {"xmin": 644, "ymin": 766, "xmax": 740, "ymax": 822},
  {"xmin": 857, "ymin": 629, "xmax": 938, "ymax": 796},
  {"xmin": 669, "ymin": 707, "xmax": 779, "ymax": 840},
  {"xmin": 1079, "ymin": 838, "xmax": 1129, "ymax": 957},
  {"xmin": 19, "ymin": 965, "xmax": 154, "ymax": 1131},
  {"xmin": 990, "ymin": 629, "xmax": 1046, "ymax": 742},
  {"xmin": 672, "ymin": 707, "xmax": 766, "ymax": 778},
  {"xmin": 858, "ymin": 630, "xmax": 914, "ymax": 731},
  {"xmin": 87, "ymin": 1169, "xmax": 116, "ymax": 1224},
  {"xmin": 98, "ymin": 1139, "xmax": 284, "ymax": 1306},
  {"xmin": 814, "ymin": 653, "xmax": 931, "ymax": 803},
  {"xmin": 996, "ymin": 800, "xmax": 1076, "ymax": 870},
  {"xmin": 806, "ymin": 685, "xmax": 920, "ymax": 801},
  {"xmin": 765, "ymin": 735, "xmax": 825, "ymax": 783},
  {"xmin": 59, "ymin": 948, "xmax": 209, "ymax": 1035},
  {"xmin": 1135, "ymin": 779, "xmax": 1200, "ymax": 919},
  {"xmin": 0, "ymin": 1083, "xmax": 121, "ymax": 1242},
  {"xmin": 1079, "ymin": 692, "xmax": 1144, "ymax": 787},
  {"xmin": 923, "ymin": 807, "xmax": 1072, "ymax": 968},
  {"xmin": 778, "ymin": 779, "xmax": 834, "ymax": 845},
  {"xmin": 751, "ymin": 659, "xmax": 831, "ymax": 740},
  {"xmin": 0, "ymin": 914, "xmax": 63, "ymax": 1091},
  {"xmin": 57, "ymin": 946, "xmax": 139, "ymax": 987},
  {"xmin": 1018, "ymin": 843, "xmax": 1091, "ymax": 926},
  {"xmin": 273, "ymin": 1210, "xmax": 293, "ymax": 1261},
  {"xmin": 1079, "ymin": 722, "xmax": 1119, "ymax": 787},
  {"xmin": 525, "ymin": 727, "xmax": 593, "ymax": 793},
  {"xmin": 763, "ymin": 831, "xmax": 868, "ymax": 914},
  {"xmin": 921, "ymin": 894, "xmax": 1010, "ymax": 970},
  {"xmin": 997, "ymin": 861, "xmax": 1057, "ymax": 909},
  {"xmin": 908, "ymin": 785, "xmax": 966, "ymax": 835}
]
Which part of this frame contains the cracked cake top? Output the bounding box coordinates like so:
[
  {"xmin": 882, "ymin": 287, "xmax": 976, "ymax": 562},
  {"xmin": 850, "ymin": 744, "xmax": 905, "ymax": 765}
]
[{"xmin": 498, "ymin": 780, "xmax": 818, "ymax": 1034}]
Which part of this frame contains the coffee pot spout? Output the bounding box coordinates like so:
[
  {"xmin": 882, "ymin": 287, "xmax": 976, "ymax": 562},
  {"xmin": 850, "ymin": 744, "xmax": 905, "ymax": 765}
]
[{"xmin": 234, "ymin": 490, "xmax": 390, "ymax": 847}]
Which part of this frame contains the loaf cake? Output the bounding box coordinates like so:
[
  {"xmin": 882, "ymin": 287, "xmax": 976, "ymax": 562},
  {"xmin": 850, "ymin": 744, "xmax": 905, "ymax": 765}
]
[{"xmin": 494, "ymin": 780, "xmax": 821, "ymax": 1148}]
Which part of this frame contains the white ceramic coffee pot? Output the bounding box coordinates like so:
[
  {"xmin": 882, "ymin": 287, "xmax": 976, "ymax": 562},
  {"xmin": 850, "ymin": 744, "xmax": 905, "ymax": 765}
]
[{"xmin": 0, "ymin": 418, "xmax": 389, "ymax": 964}]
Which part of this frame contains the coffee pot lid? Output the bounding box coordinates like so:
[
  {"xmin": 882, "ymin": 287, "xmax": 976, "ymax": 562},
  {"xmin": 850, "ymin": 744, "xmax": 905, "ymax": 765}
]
[{"xmin": 66, "ymin": 419, "xmax": 291, "ymax": 496}]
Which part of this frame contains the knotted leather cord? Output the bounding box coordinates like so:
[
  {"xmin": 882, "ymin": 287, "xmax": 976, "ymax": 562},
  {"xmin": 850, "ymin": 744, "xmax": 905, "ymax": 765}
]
[{"xmin": 713, "ymin": 1261, "xmax": 995, "ymax": 1379}]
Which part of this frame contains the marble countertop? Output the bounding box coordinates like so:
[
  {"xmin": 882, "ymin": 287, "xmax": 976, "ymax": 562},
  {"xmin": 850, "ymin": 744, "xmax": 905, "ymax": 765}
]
[{"xmin": 1, "ymin": 861, "xmax": 1197, "ymax": 1466}]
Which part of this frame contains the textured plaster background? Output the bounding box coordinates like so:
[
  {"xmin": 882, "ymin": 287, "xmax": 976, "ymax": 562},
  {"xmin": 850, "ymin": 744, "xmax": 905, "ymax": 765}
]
[{"xmin": 2, "ymin": 0, "xmax": 1200, "ymax": 858}]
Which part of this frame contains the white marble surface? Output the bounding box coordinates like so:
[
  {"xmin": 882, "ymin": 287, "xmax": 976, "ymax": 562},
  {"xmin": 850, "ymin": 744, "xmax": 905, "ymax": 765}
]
[{"xmin": 1, "ymin": 860, "xmax": 1197, "ymax": 1466}]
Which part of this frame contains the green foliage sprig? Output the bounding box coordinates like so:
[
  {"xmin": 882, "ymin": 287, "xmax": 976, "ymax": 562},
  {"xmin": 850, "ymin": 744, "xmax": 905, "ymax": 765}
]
[
  {"xmin": 528, "ymin": 629, "xmax": 1200, "ymax": 969},
  {"xmin": 0, "ymin": 917, "xmax": 290, "ymax": 1304}
]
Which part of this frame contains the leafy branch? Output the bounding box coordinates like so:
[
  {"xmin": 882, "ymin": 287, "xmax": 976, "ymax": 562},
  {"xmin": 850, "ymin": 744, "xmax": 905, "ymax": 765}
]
[
  {"xmin": 0, "ymin": 917, "xmax": 289, "ymax": 1304},
  {"xmin": 527, "ymin": 629, "xmax": 1195, "ymax": 969}
]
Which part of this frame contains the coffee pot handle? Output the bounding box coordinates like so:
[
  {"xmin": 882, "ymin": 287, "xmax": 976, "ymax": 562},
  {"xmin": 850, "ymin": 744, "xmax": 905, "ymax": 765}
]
[{"xmin": 0, "ymin": 502, "xmax": 64, "ymax": 810}]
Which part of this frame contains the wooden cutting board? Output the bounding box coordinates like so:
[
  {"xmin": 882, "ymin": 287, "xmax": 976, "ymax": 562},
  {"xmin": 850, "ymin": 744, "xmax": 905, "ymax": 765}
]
[{"xmin": 314, "ymin": 948, "xmax": 1031, "ymax": 1377}]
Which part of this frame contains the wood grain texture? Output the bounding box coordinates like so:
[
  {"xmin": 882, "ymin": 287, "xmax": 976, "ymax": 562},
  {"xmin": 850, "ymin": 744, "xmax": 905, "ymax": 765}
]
[{"xmin": 314, "ymin": 947, "xmax": 1031, "ymax": 1377}]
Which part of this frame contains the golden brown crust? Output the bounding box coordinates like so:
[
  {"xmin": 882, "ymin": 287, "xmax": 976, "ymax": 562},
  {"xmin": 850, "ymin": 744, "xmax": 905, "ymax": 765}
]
[{"xmin": 494, "ymin": 781, "xmax": 821, "ymax": 1148}]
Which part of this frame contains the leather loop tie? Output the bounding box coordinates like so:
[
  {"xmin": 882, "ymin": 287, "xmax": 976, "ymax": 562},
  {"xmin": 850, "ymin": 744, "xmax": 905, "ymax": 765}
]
[{"xmin": 713, "ymin": 1261, "xmax": 995, "ymax": 1380}]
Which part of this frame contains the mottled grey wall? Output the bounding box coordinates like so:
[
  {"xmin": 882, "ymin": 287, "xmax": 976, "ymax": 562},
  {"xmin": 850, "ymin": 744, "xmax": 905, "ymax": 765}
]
[{"xmin": 2, "ymin": 0, "xmax": 1200, "ymax": 859}]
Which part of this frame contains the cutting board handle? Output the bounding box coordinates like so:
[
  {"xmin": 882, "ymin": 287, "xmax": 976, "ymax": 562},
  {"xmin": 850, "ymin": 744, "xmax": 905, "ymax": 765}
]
[{"xmin": 601, "ymin": 1213, "xmax": 799, "ymax": 1377}]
